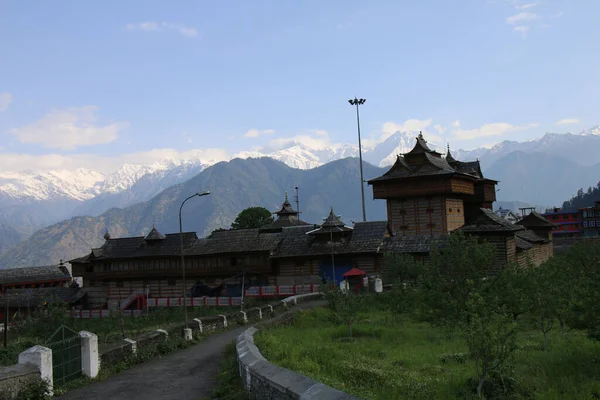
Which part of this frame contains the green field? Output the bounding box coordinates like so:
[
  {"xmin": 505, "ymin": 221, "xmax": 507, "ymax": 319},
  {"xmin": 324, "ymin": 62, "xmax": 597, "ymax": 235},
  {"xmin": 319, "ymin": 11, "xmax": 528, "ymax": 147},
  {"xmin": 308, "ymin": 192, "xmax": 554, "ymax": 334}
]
[{"xmin": 255, "ymin": 304, "xmax": 600, "ymax": 399}]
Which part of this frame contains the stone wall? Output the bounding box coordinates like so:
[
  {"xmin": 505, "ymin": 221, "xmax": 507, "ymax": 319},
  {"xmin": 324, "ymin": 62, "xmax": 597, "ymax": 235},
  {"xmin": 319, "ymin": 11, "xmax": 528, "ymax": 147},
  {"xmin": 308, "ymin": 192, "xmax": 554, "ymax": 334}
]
[
  {"xmin": 0, "ymin": 364, "xmax": 40, "ymax": 400},
  {"xmin": 236, "ymin": 293, "xmax": 360, "ymax": 400}
]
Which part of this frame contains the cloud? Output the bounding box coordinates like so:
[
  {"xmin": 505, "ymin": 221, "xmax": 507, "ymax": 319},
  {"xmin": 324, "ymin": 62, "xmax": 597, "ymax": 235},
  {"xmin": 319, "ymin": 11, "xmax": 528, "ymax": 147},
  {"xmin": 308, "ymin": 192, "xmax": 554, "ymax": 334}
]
[
  {"xmin": 452, "ymin": 122, "xmax": 538, "ymax": 140},
  {"xmin": 506, "ymin": 12, "xmax": 540, "ymax": 25},
  {"xmin": 513, "ymin": 26, "xmax": 530, "ymax": 37},
  {"xmin": 452, "ymin": 120, "xmax": 461, "ymax": 128},
  {"xmin": 244, "ymin": 128, "xmax": 275, "ymax": 138},
  {"xmin": 126, "ymin": 22, "xmax": 198, "ymax": 38},
  {"xmin": 264, "ymin": 129, "xmax": 334, "ymax": 151},
  {"xmin": 550, "ymin": 11, "xmax": 564, "ymax": 19},
  {"xmin": 0, "ymin": 147, "xmax": 230, "ymax": 175},
  {"xmin": 0, "ymin": 92, "xmax": 13, "ymax": 112},
  {"xmin": 8, "ymin": 106, "xmax": 128, "ymax": 150},
  {"xmin": 434, "ymin": 125, "xmax": 445, "ymax": 135},
  {"xmin": 515, "ymin": 2, "xmax": 537, "ymax": 10},
  {"xmin": 556, "ymin": 118, "xmax": 579, "ymax": 125}
]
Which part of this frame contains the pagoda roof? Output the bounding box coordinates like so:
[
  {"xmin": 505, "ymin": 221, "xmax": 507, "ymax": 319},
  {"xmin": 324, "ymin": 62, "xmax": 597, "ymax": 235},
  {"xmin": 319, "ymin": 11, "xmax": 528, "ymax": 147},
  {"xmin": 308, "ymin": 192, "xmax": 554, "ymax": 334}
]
[
  {"xmin": 273, "ymin": 192, "xmax": 298, "ymax": 216},
  {"xmin": 368, "ymin": 135, "xmax": 494, "ymax": 184},
  {"xmin": 306, "ymin": 208, "xmax": 353, "ymax": 235}
]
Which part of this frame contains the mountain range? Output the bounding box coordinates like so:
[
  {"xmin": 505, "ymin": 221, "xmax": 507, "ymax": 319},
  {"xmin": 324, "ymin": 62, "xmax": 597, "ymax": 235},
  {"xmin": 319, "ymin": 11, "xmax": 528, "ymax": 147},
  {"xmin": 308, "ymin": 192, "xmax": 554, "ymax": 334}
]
[
  {"xmin": 1, "ymin": 125, "xmax": 599, "ymax": 267},
  {"xmin": 0, "ymin": 158, "xmax": 388, "ymax": 268}
]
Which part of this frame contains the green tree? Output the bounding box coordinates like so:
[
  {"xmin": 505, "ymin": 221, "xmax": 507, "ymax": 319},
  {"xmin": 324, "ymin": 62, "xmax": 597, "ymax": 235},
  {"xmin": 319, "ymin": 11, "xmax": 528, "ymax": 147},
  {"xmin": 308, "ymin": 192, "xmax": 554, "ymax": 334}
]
[
  {"xmin": 321, "ymin": 285, "xmax": 363, "ymax": 338},
  {"xmin": 462, "ymin": 292, "xmax": 517, "ymax": 398},
  {"xmin": 383, "ymin": 253, "xmax": 421, "ymax": 313},
  {"xmin": 207, "ymin": 227, "xmax": 227, "ymax": 238},
  {"xmin": 418, "ymin": 231, "xmax": 495, "ymax": 333},
  {"xmin": 230, "ymin": 207, "xmax": 273, "ymax": 229}
]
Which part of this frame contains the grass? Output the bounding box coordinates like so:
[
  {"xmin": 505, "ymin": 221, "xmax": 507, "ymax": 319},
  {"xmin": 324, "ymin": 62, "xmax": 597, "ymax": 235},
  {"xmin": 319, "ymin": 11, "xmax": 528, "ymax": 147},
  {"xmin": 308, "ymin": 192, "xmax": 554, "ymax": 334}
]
[
  {"xmin": 0, "ymin": 299, "xmax": 274, "ymax": 366},
  {"xmin": 208, "ymin": 342, "xmax": 250, "ymax": 400},
  {"xmin": 254, "ymin": 305, "xmax": 600, "ymax": 399}
]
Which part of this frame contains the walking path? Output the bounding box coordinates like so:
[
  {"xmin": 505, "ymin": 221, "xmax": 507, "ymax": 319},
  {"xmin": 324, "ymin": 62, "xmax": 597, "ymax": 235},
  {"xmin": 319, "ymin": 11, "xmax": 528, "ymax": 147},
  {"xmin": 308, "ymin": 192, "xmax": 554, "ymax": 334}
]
[{"xmin": 59, "ymin": 300, "xmax": 325, "ymax": 400}]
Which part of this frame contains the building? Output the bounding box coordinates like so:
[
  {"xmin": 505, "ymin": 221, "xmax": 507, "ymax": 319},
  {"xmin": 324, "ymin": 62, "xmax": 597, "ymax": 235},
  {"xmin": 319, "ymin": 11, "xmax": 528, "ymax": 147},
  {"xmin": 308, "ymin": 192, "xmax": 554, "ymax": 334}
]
[
  {"xmin": 541, "ymin": 209, "xmax": 583, "ymax": 238},
  {"xmin": 368, "ymin": 135, "xmax": 497, "ymax": 236},
  {"xmin": 69, "ymin": 135, "xmax": 555, "ymax": 310},
  {"xmin": 581, "ymin": 200, "xmax": 600, "ymax": 237},
  {"xmin": 0, "ymin": 264, "xmax": 85, "ymax": 321},
  {"xmin": 494, "ymin": 207, "xmax": 518, "ymax": 224}
]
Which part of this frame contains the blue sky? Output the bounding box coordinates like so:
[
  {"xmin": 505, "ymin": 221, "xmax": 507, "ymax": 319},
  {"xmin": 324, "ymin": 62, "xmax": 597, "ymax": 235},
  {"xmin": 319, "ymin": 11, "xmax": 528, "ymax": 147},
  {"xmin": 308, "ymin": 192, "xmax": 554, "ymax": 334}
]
[{"xmin": 0, "ymin": 0, "xmax": 598, "ymax": 173}]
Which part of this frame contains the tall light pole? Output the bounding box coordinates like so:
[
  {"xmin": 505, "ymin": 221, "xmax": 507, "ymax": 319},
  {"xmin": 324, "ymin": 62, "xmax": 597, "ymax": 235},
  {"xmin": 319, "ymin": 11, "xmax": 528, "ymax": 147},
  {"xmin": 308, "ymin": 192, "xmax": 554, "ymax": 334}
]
[
  {"xmin": 179, "ymin": 191, "xmax": 210, "ymax": 338},
  {"xmin": 348, "ymin": 97, "xmax": 367, "ymax": 222}
]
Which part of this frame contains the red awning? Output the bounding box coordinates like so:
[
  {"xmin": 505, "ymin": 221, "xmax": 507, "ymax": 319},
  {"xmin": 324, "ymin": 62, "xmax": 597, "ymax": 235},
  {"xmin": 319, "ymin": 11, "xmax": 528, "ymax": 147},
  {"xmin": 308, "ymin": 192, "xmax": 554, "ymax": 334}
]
[{"xmin": 342, "ymin": 268, "xmax": 366, "ymax": 277}]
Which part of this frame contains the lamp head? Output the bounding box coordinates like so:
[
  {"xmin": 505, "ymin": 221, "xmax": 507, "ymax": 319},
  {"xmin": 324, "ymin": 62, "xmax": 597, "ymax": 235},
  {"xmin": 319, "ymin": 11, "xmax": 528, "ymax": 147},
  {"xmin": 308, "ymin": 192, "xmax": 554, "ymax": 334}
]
[{"xmin": 197, "ymin": 191, "xmax": 211, "ymax": 196}]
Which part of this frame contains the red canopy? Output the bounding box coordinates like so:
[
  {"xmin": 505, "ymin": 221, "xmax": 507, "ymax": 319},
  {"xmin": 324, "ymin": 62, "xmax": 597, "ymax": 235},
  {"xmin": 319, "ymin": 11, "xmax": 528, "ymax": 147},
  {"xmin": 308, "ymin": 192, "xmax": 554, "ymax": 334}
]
[{"xmin": 342, "ymin": 268, "xmax": 366, "ymax": 277}]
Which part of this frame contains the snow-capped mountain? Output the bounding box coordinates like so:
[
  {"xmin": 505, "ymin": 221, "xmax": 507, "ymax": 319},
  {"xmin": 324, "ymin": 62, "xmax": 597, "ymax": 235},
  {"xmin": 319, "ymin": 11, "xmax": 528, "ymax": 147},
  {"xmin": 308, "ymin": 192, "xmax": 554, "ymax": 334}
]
[
  {"xmin": 0, "ymin": 169, "xmax": 105, "ymax": 202},
  {"xmin": 233, "ymin": 142, "xmax": 358, "ymax": 169}
]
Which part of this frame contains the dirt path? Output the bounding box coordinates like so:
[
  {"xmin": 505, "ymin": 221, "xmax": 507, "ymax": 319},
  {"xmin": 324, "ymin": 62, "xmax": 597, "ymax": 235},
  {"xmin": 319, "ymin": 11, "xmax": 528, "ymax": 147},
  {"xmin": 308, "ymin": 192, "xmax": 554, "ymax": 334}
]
[{"xmin": 58, "ymin": 300, "xmax": 325, "ymax": 400}]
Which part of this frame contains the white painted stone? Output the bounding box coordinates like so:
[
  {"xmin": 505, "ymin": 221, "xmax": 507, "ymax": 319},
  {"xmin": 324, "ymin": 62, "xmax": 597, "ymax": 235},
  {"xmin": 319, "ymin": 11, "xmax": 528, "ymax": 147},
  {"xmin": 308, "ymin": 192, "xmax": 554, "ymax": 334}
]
[
  {"xmin": 239, "ymin": 311, "xmax": 248, "ymax": 323},
  {"xmin": 267, "ymin": 304, "xmax": 274, "ymax": 313},
  {"xmin": 255, "ymin": 307, "xmax": 262, "ymax": 319},
  {"xmin": 156, "ymin": 329, "xmax": 169, "ymax": 337},
  {"xmin": 218, "ymin": 314, "xmax": 228, "ymax": 328},
  {"xmin": 375, "ymin": 278, "xmax": 383, "ymax": 293},
  {"xmin": 183, "ymin": 328, "xmax": 193, "ymax": 341},
  {"xmin": 79, "ymin": 331, "xmax": 99, "ymax": 378},
  {"xmin": 18, "ymin": 345, "xmax": 53, "ymax": 395},
  {"xmin": 280, "ymin": 300, "xmax": 288, "ymax": 309},
  {"xmin": 193, "ymin": 318, "xmax": 203, "ymax": 333},
  {"xmin": 292, "ymin": 296, "xmax": 298, "ymax": 305},
  {"xmin": 123, "ymin": 338, "xmax": 137, "ymax": 354},
  {"xmin": 340, "ymin": 280, "xmax": 349, "ymax": 293}
]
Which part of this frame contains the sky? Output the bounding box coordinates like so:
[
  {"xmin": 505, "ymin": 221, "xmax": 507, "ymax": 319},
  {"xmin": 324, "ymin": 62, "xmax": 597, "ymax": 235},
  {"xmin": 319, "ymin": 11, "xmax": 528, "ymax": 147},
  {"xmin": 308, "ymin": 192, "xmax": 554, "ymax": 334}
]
[{"xmin": 0, "ymin": 0, "xmax": 599, "ymax": 174}]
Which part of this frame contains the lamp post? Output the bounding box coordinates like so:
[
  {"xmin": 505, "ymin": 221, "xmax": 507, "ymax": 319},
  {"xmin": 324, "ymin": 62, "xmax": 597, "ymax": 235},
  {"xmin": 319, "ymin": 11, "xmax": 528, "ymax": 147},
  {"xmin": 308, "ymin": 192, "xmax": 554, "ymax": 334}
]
[
  {"xmin": 179, "ymin": 191, "xmax": 210, "ymax": 339},
  {"xmin": 348, "ymin": 97, "xmax": 367, "ymax": 222}
]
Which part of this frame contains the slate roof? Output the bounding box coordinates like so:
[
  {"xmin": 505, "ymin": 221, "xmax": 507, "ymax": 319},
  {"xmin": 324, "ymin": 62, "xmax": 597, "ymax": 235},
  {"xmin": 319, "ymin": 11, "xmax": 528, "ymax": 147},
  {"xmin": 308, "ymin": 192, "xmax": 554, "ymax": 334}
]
[
  {"xmin": 516, "ymin": 211, "xmax": 558, "ymax": 228},
  {"xmin": 0, "ymin": 287, "xmax": 85, "ymax": 308},
  {"xmin": 0, "ymin": 265, "xmax": 71, "ymax": 286},
  {"xmin": 458, "ymin": 208, "xmax": 526, "ymax": 233},
  {"xmin": 515, "ymin": 237, "xmax": 534, "ymax": 250},
  {"xmin": 515, "ymin": 229, "xmax": 549, "ymax": 244},
  {"xmin": 272, "ymin": 220, "xmax": 393, "ymax": 258},
  {"xmin": 185, "ymin": 229, "xmax": 281, "ymax": 255},
  {"xmin": 145, "ymin": 227, "xmax": 166, "ymax": 241},
  {"xmin": 69, "ymin": 232, "xmax": 198, "ymax": 263}
]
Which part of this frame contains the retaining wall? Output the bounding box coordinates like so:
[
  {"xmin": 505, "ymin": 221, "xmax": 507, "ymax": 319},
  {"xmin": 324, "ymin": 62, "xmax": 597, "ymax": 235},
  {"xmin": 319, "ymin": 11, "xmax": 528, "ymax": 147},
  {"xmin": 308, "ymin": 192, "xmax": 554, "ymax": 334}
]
[
  {"xmin": 0, "ymin": 364, "xmax": 40, "ymax": 400},
  {"xmin": 236, "ymin": 293, "xmax": 361, "ymax": 400}
]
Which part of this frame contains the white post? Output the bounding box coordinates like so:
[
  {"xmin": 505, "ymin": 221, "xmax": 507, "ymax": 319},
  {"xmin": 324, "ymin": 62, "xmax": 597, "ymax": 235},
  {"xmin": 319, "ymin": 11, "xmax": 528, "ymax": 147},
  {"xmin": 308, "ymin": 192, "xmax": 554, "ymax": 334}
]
[
  {"xmin": 267, "ymin": 304, "xmax": 274, "ymax": 314},
  {"xmin": 239, "ymin": 311, "xmax": 247, "ymax": 323},
  {"xmin": 79, "ymin": 331, "xmax": 99, "ymax": 378},
  {"xmin": 255, "ymin": 307, "xmax": 262, "ymax": 319},
  {"xmin": 123, "ymin": 338, "xmax": 137, "ymax": 354},
  {"xmin": 363, "ymin": 276, "xmax": 369, "ymax": 290},
  {"xmin": 374, "ymin": 278, "xmax": 383, "ymax": 293},
  {"xmin": 19, "ymin": 345, "xmax": 53, "ymax": 395},
  {"xmin": 193, "ymin": 318, "xmax": 203, "ymax": 333},
  {"xmin": 218, "ymin": 314, "xmax": 228, "ymax": 328},
  {"xmin": 183, "ymin": 328, "xmax": 193, "ymax": 341}
]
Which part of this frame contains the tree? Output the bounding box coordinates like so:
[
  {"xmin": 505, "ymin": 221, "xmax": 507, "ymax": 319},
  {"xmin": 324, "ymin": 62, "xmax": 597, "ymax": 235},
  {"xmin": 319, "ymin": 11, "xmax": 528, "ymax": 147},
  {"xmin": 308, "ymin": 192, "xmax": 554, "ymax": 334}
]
[
  {"xmin": 417, "ymin": 231, "xmax": 495, "ymax": 334},
  {"xmin": 462, "ymin": 292, "xmax": 517, "ymax": 398},
  {"xmin": 494, "ymin": 262, "xmax": 530, "ymax": 322},
  {"xmin": 383, "ymin": 253, "xmax": 421, "ymax": 313},
  {"xmin": 321, "ymin": 285, "xmax": 364, "ymax": 338},
  {"xmin": 230, "ymin": 207, "xmax": 273, "ymax": 230}
]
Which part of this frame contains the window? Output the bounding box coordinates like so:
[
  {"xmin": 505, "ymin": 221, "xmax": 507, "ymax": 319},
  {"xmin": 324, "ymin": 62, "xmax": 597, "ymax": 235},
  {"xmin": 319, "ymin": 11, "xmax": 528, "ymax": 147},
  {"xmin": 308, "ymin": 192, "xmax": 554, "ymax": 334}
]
[
  {"xmin": 449, "ymin": 208, "xmax": 453, "ymax": 212},
  {"xmin": 399, "ymin": 209, "xmax": 407, "ymax": 216},
  {"xmin": 116, "ymin": 281, "xmax": 124, "ymax": 287},
  {"xmin": 427, "ymin": 223, "xmax": 436, "ymax": 228},
  {"xmin": 231, "ymin": 257, "xmax": 237, "ymax": 266},
  {"xmin": 457, "ymin": 209, "xmax": 461, "ymax": 213},
  {"xmin": 168, "ymin": 279, "xmax": 176, "ymax": 286},
  {"xmin": 426, "ymin": 208, "xmax": 434, "ymax": 214},
  {"xmin": 590, "ymin": 220, "xmax": 596, "ymax": 228},
  {"xmin": 583, "ymin": 221, "xmax": 589, "ymax": 228}
]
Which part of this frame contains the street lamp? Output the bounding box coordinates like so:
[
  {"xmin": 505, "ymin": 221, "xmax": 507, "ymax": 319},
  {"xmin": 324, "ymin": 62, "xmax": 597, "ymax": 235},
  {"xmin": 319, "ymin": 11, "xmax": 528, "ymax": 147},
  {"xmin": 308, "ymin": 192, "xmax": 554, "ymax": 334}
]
[
  {"xmin": 179, "ymin": 190, "xmax": 210, "ymax": 339},
  {"xmin": 348, "ymin": 97, "xmax": 367, "ymax": 222}
]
